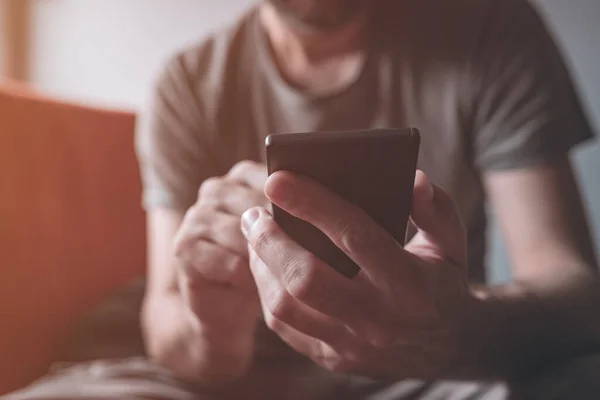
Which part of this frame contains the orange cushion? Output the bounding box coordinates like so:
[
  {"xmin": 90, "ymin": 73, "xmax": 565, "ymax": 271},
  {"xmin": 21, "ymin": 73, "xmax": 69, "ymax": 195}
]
[{"xmin": 0, "ymin": 81, "xmax": 146, "ymax": 393}]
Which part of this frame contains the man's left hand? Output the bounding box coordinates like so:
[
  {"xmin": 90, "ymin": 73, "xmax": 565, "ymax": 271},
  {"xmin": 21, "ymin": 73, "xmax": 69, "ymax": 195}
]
[{"xmin": 241, "ymin": 170, "xmax": 474, "ymax": 380}]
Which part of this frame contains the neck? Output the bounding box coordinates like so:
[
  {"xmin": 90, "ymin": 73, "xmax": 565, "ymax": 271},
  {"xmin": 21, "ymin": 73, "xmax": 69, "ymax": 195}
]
[{"xmin": 260, "ymin": 3, "xmax": 372, "ymax": 94}]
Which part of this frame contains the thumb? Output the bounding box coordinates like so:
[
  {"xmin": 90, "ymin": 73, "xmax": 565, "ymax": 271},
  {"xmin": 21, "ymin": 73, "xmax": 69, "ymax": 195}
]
[{"xmin": 408, "ymin": 171, "xmax": 467, "ymax": 268}]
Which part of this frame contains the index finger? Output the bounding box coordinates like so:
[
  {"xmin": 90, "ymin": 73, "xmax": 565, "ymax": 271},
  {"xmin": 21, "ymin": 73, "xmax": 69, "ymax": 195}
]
[
  {"xmin": 243, "ymin": 207, "xmax": 384, "ymax": 341},
  {"xmin": 264, "ymin": 171, "xmax": 410, "ymax": 286},
  {"xmin": 227, "ymin": 160, "xmax": 268, "ymax": 190}
]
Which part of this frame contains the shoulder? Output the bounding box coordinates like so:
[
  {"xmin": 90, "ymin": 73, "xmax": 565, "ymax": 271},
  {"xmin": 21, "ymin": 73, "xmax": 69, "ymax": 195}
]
[
  {"xmin": 381, "ymin": 0, "xmax": 548, "ymax": 60},
  {"xmin": 152, "ymin": 7, "xmax": 259, "ymax": 108},
  {"xmin": 384, "ymin": 0, "xmax": 544, "ymax": 32}
]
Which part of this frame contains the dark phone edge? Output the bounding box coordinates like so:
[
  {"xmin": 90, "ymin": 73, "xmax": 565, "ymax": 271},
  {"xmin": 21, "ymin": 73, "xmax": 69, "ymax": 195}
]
[
  {"xmin": 264, "ymin": 128, "xmax": 421, "ymax": 277},
  {"xmin": 265, "ymin": 127, "xmax": 420, "ymax": 148}
]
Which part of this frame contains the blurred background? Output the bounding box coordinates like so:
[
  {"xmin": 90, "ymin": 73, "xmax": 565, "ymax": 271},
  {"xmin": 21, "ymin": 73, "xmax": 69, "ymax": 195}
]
[{"xmin": 1, "ymin": 0, "xmax": 599, "ymax": 282}]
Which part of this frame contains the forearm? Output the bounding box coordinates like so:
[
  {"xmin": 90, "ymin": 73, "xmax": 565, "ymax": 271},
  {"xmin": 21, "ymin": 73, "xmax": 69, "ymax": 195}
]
[
  {"xmin": 141, "ymin": 291, "xmax": 254, "ymax": 385},
  {"xmin": 457, "ymin": 267, "xmax": 600, "ymax": 380}
]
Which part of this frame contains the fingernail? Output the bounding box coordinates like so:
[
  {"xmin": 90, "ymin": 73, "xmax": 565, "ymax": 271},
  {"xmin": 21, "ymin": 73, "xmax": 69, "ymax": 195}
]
[{"xmin": 242, "ymin": 208, "xmax": 261, "ymax": 235}]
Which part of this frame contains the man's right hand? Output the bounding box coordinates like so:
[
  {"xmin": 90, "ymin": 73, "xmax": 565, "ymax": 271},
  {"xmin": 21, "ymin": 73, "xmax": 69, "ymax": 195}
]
[{"xmin": 171, "ymin": 161, "xmax": 267, "ymax": 380}]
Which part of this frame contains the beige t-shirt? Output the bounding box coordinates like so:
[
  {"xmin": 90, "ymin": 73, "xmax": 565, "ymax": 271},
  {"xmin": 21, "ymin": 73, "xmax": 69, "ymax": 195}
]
[
  {"xmin": 132, "ymin": 0, "xmax": 594, "ymax": 393},
  {"xmin": 136, "ymin": 0, "xmax": 592, "ymax": 284}
]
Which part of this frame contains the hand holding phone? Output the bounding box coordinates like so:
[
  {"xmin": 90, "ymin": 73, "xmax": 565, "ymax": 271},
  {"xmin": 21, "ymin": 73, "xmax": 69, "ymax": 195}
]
[
  {"xmin": 241, "ymin": 161, "xmax": 470, "ymax": 381},
  {"xmin": 265, "ymin": 128, "xmax": 420, "ymax": 278}
]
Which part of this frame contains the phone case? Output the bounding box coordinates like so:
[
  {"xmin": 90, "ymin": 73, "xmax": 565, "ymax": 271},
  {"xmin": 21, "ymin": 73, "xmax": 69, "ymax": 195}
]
[{"xmin": 266, "ymin": 128, "xmax": 420, "ymax": 278}]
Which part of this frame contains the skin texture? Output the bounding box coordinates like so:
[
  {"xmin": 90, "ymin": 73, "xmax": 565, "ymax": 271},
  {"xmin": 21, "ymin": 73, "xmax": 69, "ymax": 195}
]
[
  {"xmin": 266, "ymin": 0, "xmax": 371, "ymax": 32},
  {"xmin": 142, "ymin": 161, "xmax": 268, "ymax": 385},
  {"xmin": 259, "ymin": 3, "xmax": 369, "ymax": 94},
  {"xmin": 141, "ymin": 1, "xmax": 600, "ymax": 388},
  {"xmin": 241, "ymin": 160, "xmax": 600, "ymax": 381},
  {"xmin": 143, "ymin": 157, "xmax": 600, "ymax": 385},
  {"xmin": 242, "ymin": 170, "xmax": 470, "ymax": 379}
]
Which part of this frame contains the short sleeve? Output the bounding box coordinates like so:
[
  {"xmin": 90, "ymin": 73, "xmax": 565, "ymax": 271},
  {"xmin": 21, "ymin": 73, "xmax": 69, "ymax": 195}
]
[
  {"xmin": 470, "ymin": 0, "xmax": 594, "ymax": 171},
  {"xmin": 135, "ymin": 50, "xmax": 223, "ymax": 211}
]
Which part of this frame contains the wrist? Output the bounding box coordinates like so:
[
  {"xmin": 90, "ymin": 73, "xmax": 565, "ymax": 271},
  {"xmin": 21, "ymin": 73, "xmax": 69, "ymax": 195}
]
[
  {"xmin": 159, "ymin": 307, "xmax": 256, "ymax": 386},
  {"xmin": 145, "ymin": 293, "xmax": 258, "ymax": 385},
  {"xmin": 455, "ymin": 283, "xmax": 559, "ymax": 380},
  {"xmin": 185, "ymin": 302, "xmax": 257, "ymax": 353},
  {"xmin": 424, "ymin": 289, "xmax": 488, "ymax": 380},
  {"xmin": 188, "ymin": 332, "xmax": 255, "ymax": 386}
]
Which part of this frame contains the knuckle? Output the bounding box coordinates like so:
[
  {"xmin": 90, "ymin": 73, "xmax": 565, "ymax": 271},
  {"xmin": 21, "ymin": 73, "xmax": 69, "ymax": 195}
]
[
  {"xmin": 228, "ymin": 160, "xmax": 256, "ymax": 178},
  {"xmin": 250, "ymin": 217, "xmax": 277, "ymax": 248},
  {"xmin": 252, "ymin": 228, "xmax": 270, "ymax": 251},
  {"xmin": 198, "ymin": 176, "xmax": 223, "ymax": 199},
  {"xmin": 227, "ymin": 254, "xmax": 251, "ymax": 285},
  {"xmin": 263, "ymin": 309, "xmax": 284, "ymax": 332},
  {"xmin": 340, "ymin": 218, "xmax": 378, "ymax": 255},
  {"xmin": 285, "ymin": 255, "xmax": 321, "ymax": 301},
  {"xmin": 219, "ymin": 212, "xmax": 243, "ymax": 235},
  {"xmin": 310, "ymin": 343, "xmax": 354, "ymax": 374},
  {"xmin": 319, "ymin": 355, "xmax": 352, "ymax": 374},
  {"xmin": 180, "ymin": 265, "xmax": 204, "ymax": 289},
  {"xmin": 181, "ymin": 204, "xmax": 200, "ymax": 226},
  {"xmin": 194, "ymin": 201, "xmax": 219, "ymax": 218},
  {"xmin": 172, "ymin": 239, "xmax": 200, "ymax": 278},
  {"xmin": 172, "ymin": 239, "xmax": 186, "ymax": 263},
  {"xmin": 173, "ymin": 247, "xmax": 203, "ymax": 287},
  {"xmin": 266, "ymin": 288, "xmax": 295, "ymax": 322},
  {"xmin": 172, "ymin": 216, "xmax": 214, "ymax": 276},
  {"xmin": 366, "ymin": 326, "xmax": 396, "ymax": 348},
  {"xmin": 176, "ymin": 212, "xmax": 212, "ymax": 245}
]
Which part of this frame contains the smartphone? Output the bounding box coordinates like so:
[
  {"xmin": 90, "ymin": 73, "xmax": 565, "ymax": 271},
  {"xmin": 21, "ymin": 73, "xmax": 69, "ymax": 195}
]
[{"xmin": 265, "ymin": 128, "xmax": 420, "ymax": 279}]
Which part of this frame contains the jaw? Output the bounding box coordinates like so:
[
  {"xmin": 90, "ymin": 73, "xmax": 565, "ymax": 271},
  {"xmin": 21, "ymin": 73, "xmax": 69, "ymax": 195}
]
[{"xmin": 265, "ymin": 0, "xmax": 371, "ymax": 33}]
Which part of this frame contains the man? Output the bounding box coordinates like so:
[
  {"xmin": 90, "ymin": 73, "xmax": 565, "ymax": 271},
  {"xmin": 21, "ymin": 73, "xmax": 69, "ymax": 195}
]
[{"xmin": 6, "ymin": 0, "xmax": 600, "ymax": 399}]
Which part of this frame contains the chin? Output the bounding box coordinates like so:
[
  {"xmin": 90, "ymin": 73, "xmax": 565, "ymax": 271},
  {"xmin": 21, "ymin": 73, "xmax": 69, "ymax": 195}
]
[{"xmin": 266, "ymin": 0, "xmax": 371, "ymax": 31}]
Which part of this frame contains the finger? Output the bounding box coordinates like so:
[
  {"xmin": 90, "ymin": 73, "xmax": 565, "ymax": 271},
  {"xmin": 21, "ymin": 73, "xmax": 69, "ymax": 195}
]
[
  {"xmin": 248, "ymin": 252, "xmax": 347, "ymax": 370},
  {"xmin": 178, "ymin": 271, "xmax": 259, "ymax": 329},
  {"xmin": 175, "ymin": 237, "xmax": 254, "ymax": 290},
  {"xmin": 409, "ymin": 171, "xmax": 467, "ymax": 268},
  {"xmin": 249, "ymin": 247, "xmax": 356, "ymax": 350},
  {"xmin": 264, "ymin": 171, "xmax": 410, "ymax": 286},
  {"xmin": 227, "ymin": 160, "xmax": 268, "ymax": 191},
  {"xmin": 261, "ymin": 308, "xmax": 346, "ymax": 373},
  {"xmin": 179, "ymin": 208, "xmax": 248, "ymax": 256},
  {"xmin": 242, "ymin": 207, "xmax": 387, "ymax": 344},
  {"xmin": 199, "ymin": 179, "xmax": 269, "ymax": 216}
]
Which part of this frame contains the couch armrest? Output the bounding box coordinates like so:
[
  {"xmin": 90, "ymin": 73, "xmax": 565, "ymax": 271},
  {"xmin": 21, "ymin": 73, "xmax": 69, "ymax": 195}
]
[{"xmin": 0, "ymin": 82, "xmax": 146, "ymax": 393}]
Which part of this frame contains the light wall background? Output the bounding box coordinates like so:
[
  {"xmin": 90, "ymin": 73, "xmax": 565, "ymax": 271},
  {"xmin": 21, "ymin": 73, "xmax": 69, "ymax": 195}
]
[
  {"xmin": 27, "ymin": 0, "xmax": 256, "ymax": 110},
  {"xmin": 0, "ymin": 1, "xmax": 6, "ymax": 76},
  {"xmin": 1, "ymin": 0, "xmax": 29, "ymax": 80},
  {"xmin": 23, "ymin": 0, "xmax": 600, "ymax": 282}
]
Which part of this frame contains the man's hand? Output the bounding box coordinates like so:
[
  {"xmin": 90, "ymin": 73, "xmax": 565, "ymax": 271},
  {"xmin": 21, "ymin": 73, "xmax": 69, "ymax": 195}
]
[
  {"xmin": 171, "ymin": 161, "xmax": 267, "ymax": 382},
  {"xmin": 241, "ymin": 170, "xmax": 472, "ymax": 380}
]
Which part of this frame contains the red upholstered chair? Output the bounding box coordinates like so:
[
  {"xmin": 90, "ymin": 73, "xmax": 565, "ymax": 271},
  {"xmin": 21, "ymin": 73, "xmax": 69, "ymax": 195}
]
[{"xmin": 0, "ymin": 81, "xmax": 146, "ymax": 394}]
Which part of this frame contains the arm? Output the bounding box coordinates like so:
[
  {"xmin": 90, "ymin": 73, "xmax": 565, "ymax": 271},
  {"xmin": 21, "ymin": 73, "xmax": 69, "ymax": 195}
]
[
  {"xmin": 136, "ymin": 50, "xmax": 265, "ymax": 384},
  {"xmin": 141, "ymin": 209, "xmax": 194, "ymax": 376},
  {"xmin": 142, "ymin": 209, "xmax": 250, "ymax": 383},
  {"xmin": 460, "ymin": 1, "xmax": 600, "ymax": 378},
  {"xmin": 240, "ymin": 167, "xmax": 600, "ymax": 382},
  {"xmin": 141, "ymin": 163, "xmax": 267, "ymax": 386},
  {"xmin": 236, "ymin": 2, "xmax": 600, "ymax": 381},
  {"xmin": 462, "ymin": 158, "xmax": 600, "ymax": 378},
  {"xmin": 141, "ymin": 209, "xmax": 233, "ymax": 382}
]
